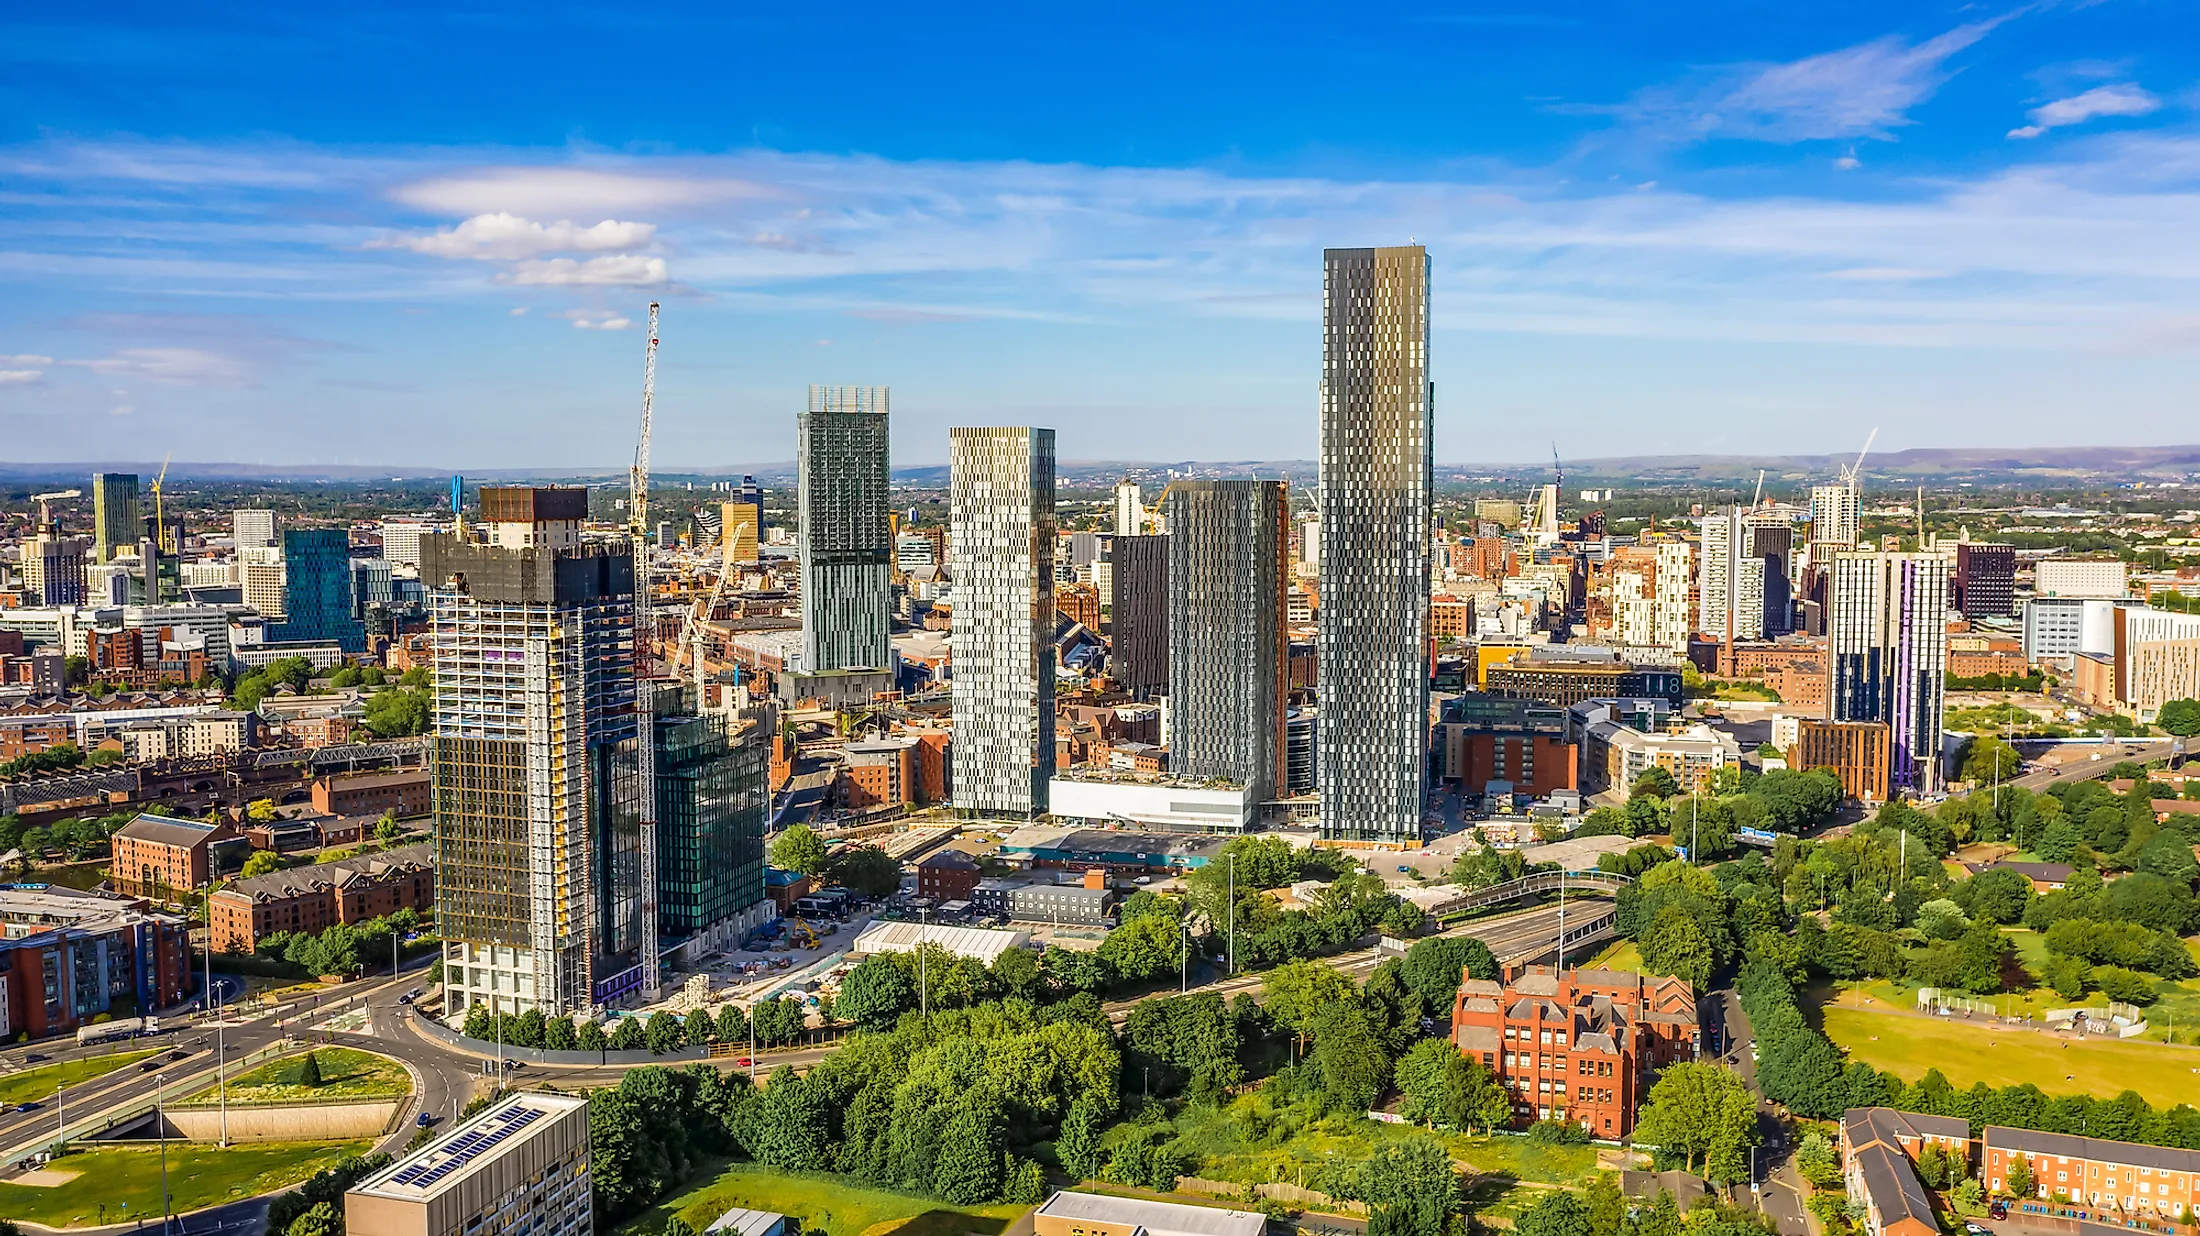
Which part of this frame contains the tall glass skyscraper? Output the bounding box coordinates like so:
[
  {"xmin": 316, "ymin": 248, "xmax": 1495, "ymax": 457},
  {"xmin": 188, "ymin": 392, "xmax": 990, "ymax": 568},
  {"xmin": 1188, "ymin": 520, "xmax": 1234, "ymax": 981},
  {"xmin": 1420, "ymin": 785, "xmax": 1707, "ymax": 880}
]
[
  {"xmin": 271, "ymin": 528, "xmax": 366, "ymax": 653},
  {"xmin": 424, "ymin": 499, "xmax": 641, "ymax": 1017},
  {"xmin": 1829, "ymin": 551, "xmax": 1949, "ymax": 795},
  {"xmin": 948, "ymin": 427, "xmax": 1056, "ymax": 816},
  {"xmin": 92, "ymin": 472, "xmax": 139, "ymax": 565},
  {"xmin": 1317, "ymin": 245, "xmax": 1432, "ymax": 844},
  {"xmin": 648, "ymin": 683, "xmax": 769, "ymax": 948},
  {"xmin": 799, "ymin": 385, "xmax": 893, "ymax": 672},
  {"xmin": 1166, "ymin": 480, "xmax": 1289, "ymax": 803}
]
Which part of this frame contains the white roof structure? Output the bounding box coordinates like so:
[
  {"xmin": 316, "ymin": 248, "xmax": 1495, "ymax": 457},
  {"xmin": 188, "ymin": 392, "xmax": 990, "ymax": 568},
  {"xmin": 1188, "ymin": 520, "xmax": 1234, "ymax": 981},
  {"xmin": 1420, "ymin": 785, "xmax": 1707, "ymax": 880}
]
[
  {"xmin": 850, "ymin": 920, "xmax": 1029, "ymax": 964},
  {"xmin": 1035, "ymin": 1191, "xmax": 1266, "ymax": 1236}
]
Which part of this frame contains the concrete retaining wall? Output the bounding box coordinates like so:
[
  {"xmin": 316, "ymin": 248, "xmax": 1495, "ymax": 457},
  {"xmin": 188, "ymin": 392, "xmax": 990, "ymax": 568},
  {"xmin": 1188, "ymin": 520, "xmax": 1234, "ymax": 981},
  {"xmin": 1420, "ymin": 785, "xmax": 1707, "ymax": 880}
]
[{"xmin": 164, "ymin": 1098, "xmax": 401, "ymax": 1143}]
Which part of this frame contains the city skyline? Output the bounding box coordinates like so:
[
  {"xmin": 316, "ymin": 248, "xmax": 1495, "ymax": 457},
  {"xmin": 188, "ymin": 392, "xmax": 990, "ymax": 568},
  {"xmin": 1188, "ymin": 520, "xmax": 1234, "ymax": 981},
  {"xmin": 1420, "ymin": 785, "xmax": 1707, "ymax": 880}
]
[{"xmin": 4, "ymin": 3, "xmax": 2199, "ymax": 465}]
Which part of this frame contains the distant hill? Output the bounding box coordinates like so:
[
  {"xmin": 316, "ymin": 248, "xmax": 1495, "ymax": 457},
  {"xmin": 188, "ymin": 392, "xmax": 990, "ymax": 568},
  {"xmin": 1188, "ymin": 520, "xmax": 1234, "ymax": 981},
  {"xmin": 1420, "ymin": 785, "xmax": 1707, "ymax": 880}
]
[{"xmin": 2, "ymin": 444, "xmax": 2193, "ymax": 489}]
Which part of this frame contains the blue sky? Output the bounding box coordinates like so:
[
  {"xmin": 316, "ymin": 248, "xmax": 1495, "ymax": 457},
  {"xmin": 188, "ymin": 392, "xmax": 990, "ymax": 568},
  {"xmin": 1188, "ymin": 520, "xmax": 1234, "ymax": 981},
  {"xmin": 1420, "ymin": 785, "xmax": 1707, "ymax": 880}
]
[{"xmin": 2, "ymin": 1, "xmax": 2197, "ymax": 468}]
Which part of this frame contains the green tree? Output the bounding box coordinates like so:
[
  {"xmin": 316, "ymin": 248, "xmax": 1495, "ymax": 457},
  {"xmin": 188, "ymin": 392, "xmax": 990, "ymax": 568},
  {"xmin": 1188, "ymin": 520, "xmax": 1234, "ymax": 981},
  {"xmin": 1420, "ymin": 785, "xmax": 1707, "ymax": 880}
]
[
  {"xmin": 1262, "ymin": 959, "xmax": 1360, "ymax": 1045},
  {"xmin": 1311, "ymin": 1000, "xmax": 1390, "ymax": 1114},
  {"xmin": 241, "ymin": 850, "xmax": 282, "ymax": 878},
  {"xmin": 1961, "ymin": 735, "xmax": 2023, "ymax": 786},
  {"xmin": 1323, "ymin": 1134, "xmax": 1458, "ymax": 1236},
  {"xmin": 247, "ymin": 797, "xmax": 280, "ymax": 822},
  {"xmin": 768, "ymin": 823, "xmax": 829, "ymax": 875},
  {"xmin": 544, "ymin": 1015, "xmax": 577, "ymax": 1052},
  {"xmin": 284, "ymin": 1202, "xmax": 344, "ymax": 1236},
  {"xmin": 837, "ymin": 955, "xmax": 915, "ymax": 1029},
  {"xmin": 609, "ymin": 1017, "xmax": 646, "ymax": 1052},
  {"xmin": 2157, "ymin": 699, "xmax": 2200, "ymax": 737},
  {"xmin": 2092, "ymin": 965, "xmax": 2156, "ymax": 1004},
  {"xmin": 1632, "ymin": 1062, "xmax": 1760, "ymax": 1179},
  {"xmin": 1515, "ymin": 1191, "xmax": 1591, "ymax": 1236},
  {"xmin": 828, "ymin": 844, "xmax": 904, "ymax": 897},
  {"xmin": 715, "ymin": 1004, "xmax": 748, "ymax": 1045},
  {"xmin": 2035, "ymin": 818, "xmax": 2083, "ymax": 863},
  {"xmin": 577, "ymin": 1020, "xmax": 609, "ymax": 1053},
  {"xmin": 989, "ymin": 945, "xmax": 1043, "ymax": 999},
  {"xmin": 1394, "ymin": 1038, "xmax": 1508, "ymax": 1133},
  {"xmin": 375, "ymin": 813, "xmax": 401, "ymax": 845},
  {"xmin": 931, "ymin": 1096, "xmax": 1007, "ymax": 1204},
  {"xmin": 1638, "ymin": 904, "xmax": 1715, "ymax": 989},
  {"xmin": 645, "ymin": 1011, "xmax": 684, "ymax": 1054},
  {"xmin": 1631, "ymin": 766, "xmax": 1680, "ymax": 800},
  {"xmin": 747, "ymin": 1066, "xmax": 831, "ymax": 1170},
  {"xmin": 296, "ymin": 1050, "xmax": 324, "ymax": 1088},
  {"xmin": 686, "ymin": 1008, "xmax": 718, "ymax": 1047},
  {"xmin": 2006, "ymin": 1155, "xmax": 2035, "ymax": 1198},
  {"xmin": 1055, "ymin": 1092, "xmax": 1109, "ymax": 1179},
  {"xmin": 361, "ymin": 687, "xmax": 430, "ymax": 738}
]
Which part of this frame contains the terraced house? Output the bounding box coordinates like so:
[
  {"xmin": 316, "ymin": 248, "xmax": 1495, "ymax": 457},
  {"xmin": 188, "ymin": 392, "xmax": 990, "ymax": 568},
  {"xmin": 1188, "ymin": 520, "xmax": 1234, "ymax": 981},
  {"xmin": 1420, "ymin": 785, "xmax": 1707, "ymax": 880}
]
[
  {"xmin": 1450, "ymin": 965, "xmax": 1701, "ymax": 1136},
  {"xmin": 1839, "ymin": 1108, "xmax": 1971, "ymax": 1236},
  {"xmin": 1985, "ymin": 1127, "xmax": 2200, "ymax": 1225}
]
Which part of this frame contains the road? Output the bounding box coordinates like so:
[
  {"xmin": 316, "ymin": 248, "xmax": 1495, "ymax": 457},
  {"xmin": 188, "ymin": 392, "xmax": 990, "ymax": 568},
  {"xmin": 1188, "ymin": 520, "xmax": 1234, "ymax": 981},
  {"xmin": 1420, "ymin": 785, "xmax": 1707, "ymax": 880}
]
[
  {"xmin": 0, "ymin": 962, "xmax": 478, "ymax": 1166},
  {"xmin": 1712, "ymin": 984, "xmax": 1808, "ymax": 1236}
]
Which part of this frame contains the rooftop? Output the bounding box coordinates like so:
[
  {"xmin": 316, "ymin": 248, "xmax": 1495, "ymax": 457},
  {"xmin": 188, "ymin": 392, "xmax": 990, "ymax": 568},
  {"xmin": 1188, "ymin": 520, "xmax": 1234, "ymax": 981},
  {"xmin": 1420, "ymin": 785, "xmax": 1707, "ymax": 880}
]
[
  {"xmin": 213, "ymin": 842, "xmax": 432, "ymax": 904},
  {"xmin": 114, "ymin": 814, "xmax": 222, "ymax": 848},
  {"xmin": 350, "ymin": 1092, "xmax": 588, "ymax": 1203},
  {"xmin": 850, "ymin": 920, "xmax": 1029, "ymax": 964},
  {"xmin": 1034, "ymin": 1191, "xmax": 1265, "ymax": 1236},
  {"xmin": 1984, "ymin": 1125, "xmax": 2200, "ymax": 1175}
]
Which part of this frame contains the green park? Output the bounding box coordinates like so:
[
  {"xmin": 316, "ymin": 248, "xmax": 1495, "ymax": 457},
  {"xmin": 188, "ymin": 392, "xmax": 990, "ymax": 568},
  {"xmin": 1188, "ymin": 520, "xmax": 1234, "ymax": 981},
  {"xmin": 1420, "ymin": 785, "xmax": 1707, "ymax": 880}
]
[{"xmin": 0, "ymin": 1139, "xmax": 375, "ymax": 1229}]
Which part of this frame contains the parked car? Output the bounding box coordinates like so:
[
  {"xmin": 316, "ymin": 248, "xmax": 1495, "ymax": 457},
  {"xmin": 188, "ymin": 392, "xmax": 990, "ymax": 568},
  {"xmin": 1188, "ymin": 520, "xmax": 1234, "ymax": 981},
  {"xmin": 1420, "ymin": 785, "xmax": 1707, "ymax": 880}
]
[
  {"xmin": 23, "ymin": 1053, "xmax": 47, "ymax": 1064},
  {"xmin": 1989, "ymin": 1203, "xmax": 2008, "ymax": 1221},
  {"xmin": 1965, "ymin": 1224, "xmax": 1991, "ymax": 1235}
]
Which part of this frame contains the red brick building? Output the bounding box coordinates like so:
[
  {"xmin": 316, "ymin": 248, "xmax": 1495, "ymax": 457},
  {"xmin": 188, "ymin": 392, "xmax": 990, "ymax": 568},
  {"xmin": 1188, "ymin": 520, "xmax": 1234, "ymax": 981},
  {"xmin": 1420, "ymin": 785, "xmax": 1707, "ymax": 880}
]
[
  {"xmin": 207, "ymin": 842, "xmax": 435, "ymax": 953},
  {"xmin": 289, "ymin": 714, "xmax": 360, "ymax": 748},
  {"xmin": 1450, "ymin": 966, "xmax": 1701, "ymax": 1137},
  {"xmin": 311, "ymin": 768, "xmax": 431, "ymax": 819},
  {"xmin": 841, "ymin": 737, "xmax": 920, "ymax": 809},
  {"xmin": 1790, "ymin": 719, "xmax": 1892, "ymax": 804},
  {"xmin": 917, "ymin": 848, "xmax": 982, "ymax": 902},
  {"xmin": 913, "ymin": 730, "xmax": 949, "ymax": 804},
  {"xmin": 0, "ymin": 885, "xmax": 192, "ymax": 1040},
  {"xmin": 112, "ymin": 814, "xmax": 240, "ymax": 898}
]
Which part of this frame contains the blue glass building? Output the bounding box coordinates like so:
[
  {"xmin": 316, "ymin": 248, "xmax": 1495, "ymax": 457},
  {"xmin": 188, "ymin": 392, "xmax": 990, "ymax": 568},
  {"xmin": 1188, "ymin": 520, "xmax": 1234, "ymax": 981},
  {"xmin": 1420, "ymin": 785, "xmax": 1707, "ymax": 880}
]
[{"xmin": 270, "ymin": 528, "xmax": 366, "ymax": 652}]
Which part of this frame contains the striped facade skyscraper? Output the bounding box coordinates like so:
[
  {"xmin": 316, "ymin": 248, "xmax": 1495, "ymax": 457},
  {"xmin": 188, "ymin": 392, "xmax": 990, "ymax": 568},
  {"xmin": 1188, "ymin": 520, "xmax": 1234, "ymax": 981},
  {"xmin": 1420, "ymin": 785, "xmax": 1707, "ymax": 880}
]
[
  {"xmin": 1829, "ymin": 551, "xmax": 1949, "ymax": 795},
  {"xmin": 949, "ymin": 427, "xmax": 1057, "ymax": 816},
  {"xmin": 1317, "ymin": 245, "xmax": 1432, "ymax": 843}
]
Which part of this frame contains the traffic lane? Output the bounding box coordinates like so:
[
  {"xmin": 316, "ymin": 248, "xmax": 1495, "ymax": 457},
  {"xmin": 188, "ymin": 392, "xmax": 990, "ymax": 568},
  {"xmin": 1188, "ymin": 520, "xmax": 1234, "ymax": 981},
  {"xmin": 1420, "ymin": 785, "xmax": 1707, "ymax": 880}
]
[{"xmin": 0, "ymin": 1028, "xmax": 293, "ymax": 1150}]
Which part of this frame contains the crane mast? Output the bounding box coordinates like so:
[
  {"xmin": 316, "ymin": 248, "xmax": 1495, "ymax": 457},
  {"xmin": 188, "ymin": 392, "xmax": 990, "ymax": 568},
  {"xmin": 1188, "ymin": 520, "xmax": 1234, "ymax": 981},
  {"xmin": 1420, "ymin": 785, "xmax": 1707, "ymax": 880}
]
[{"xmin": 631, "ymin": 302, "xmax": 662, "ymax": 999}]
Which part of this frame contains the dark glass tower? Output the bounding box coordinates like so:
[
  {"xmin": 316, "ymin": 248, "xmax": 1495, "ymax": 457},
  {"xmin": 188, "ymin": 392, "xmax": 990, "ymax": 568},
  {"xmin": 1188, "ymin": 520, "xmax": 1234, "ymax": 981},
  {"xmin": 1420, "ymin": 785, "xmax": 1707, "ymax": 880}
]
[
  {"xmin": 272, "ymin": 528, "xmax": 366, "ymax": 653},
  {"xmin": 1110, "ymin": 534, "xmax": 1170, "ymax": 695},
  {"xmin": 1317, "ymin": 245, "xmax": 1432, "ymax": 843},
  {"xmin": 1166, "ymin": 481, "xmax": 1289, "ymax": 803},
  {"xmin": 799, "ymin": 385, "xmax": 893, "ymax": 672},
  {"xmin": 650, "ymin": 684, "xmax": 768, "ymax": 942}
]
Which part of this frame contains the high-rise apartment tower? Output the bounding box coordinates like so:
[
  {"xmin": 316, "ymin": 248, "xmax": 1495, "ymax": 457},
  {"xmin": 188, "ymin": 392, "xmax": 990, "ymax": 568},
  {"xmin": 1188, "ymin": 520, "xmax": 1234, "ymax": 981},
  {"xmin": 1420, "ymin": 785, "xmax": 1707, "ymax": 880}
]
[
  {"xmin": 1166, "ymin": 480, "xmax": 1290, "ymax": 802},
  {"xmin": 1828, "ymin": 551, "xmax": 1949, "ymax": 795},
  {"xmin": 799, "ymin": 386, "xmax": 893, "ymax": 672},
  {"xmin": 232, "ymin": 509, "xmax": 278, "ymax": 549},
  {"xmin": 1110, "ymin": 534, "xmax": 1169, "ymax": 695},
  {"xmin": 92, "ymin": 473, "xmax": 140, "ymax": 565},
  {"xmin": 949, "ymin": 427, "xmax": 1056, "ymax": 816},
  {"xmin": 425, "ymin": 487, "xmax": 642, "ymax": 1017},
  {"xmin": 1809, "ymin": 485, "xmax": 1860, "ymax": 549},
  {"xmin": 1317, "ymin": 245, "xmax": 1432, "ymax": 843}
]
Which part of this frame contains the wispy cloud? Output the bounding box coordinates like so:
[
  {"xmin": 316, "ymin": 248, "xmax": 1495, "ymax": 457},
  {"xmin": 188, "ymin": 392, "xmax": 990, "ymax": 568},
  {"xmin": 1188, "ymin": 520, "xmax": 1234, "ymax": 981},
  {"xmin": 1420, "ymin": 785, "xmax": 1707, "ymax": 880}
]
[
  {"xmin": 503, "ymin": 255, "xmax": 668, "ymax": 286},
  {"xmin": 65, "ymin": 346, "xmax": 256, "ymax": 386},
  {"xmin": 2009, "ymin": 83, "xmax": 2161, "ymax": 139},
  {"xmin": 1604, "ymin": 18, "xmax": 2010, "ymax": 143},
  {"xmin": 370, "ymin": 212, "xmax": 656, "ymax": 260}
]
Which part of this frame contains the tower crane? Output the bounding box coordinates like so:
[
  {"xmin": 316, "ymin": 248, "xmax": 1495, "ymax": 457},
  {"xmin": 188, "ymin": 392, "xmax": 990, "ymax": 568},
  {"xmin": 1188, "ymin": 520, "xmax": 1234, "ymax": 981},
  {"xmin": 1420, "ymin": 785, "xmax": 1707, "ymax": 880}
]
[
  {"xmin": 150, "ymin": 453, "xmax": 173, "ymax": 554},
  {"xmin": 30, "ymin": 489, "xmax": 80, "ymax": 529},
  {"xmin": 1838, "ymin": 428, "xmax": 1879, "ymax": 495},
  {"xmin": 630, "ymin": 302, "xmax": 663, "ymax": 999}
]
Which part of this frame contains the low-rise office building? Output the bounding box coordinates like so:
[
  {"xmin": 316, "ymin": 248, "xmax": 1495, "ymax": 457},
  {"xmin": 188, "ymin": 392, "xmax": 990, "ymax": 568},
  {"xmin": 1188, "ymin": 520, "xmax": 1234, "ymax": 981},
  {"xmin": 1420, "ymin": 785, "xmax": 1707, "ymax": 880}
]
[
  {"xmin": 111, "ymin": 814, "xmax": 241, "ymax": 898},
  {"xmin": 345, "ymin": 1092, "xmax": 591, "ymax": 1236},
  {"xmin": 1580, "ymin": 721, "xmax": 1741, "ymax": 797},
  {"xmin": 971, "ymin": 871, "xmax": 1116, "ymax": 925},
  {"xmin": 1046, "ymin": 775, "xmax": 1255, "ymax": 833}
]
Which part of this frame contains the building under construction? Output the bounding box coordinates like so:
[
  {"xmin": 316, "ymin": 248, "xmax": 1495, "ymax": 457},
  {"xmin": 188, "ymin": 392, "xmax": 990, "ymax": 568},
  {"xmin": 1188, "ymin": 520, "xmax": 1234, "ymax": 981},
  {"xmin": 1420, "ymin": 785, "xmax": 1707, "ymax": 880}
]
[{"xmin": 424, "ymin": 488, "xmax": 644, "ymax": 1018}]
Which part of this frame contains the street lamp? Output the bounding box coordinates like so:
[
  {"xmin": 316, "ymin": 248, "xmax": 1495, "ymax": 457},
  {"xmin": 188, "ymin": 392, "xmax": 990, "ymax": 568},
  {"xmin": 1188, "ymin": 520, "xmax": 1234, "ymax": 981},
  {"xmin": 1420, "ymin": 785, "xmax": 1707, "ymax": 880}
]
[{"xmin": 156, "ymin": 1071, "xmax": 172, "ymax": 1236}]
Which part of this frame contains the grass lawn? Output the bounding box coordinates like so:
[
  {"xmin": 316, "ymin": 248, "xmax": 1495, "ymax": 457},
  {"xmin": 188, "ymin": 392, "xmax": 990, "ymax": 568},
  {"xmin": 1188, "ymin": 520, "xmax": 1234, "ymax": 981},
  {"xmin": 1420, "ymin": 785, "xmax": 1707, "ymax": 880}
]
[
  {"xmin": 0, "ymin": 1139, "xmax": 371, "ymax": 1228},
  {"xmin": 1583, "ymin": 940, "xmax": 1646, "ymax": 974},
  {"xmin": 0, "ymin": 1049, "xmax": 160, "ymax": 1107},
  {"xmin": 1820, "ymin": 1004, "xmax": 2200, "ymax": 1109},
  {"xmin": 1161, "ymin": 1091, "xmax": 1597, "ymax": 1190},
  {"xmin": 184, "ymin": 1046, "xmax": 409, "ymax": 1104},
  {"xmin": 624, "ymin": 1160, "xmax": 1026, "ymax": 1236}
]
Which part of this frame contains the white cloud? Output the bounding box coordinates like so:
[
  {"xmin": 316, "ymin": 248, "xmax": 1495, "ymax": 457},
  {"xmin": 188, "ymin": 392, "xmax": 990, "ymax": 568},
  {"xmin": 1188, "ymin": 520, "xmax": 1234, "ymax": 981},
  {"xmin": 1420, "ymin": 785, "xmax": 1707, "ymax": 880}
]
[
  {"xmin": 558, "ymin": 309, "xmax": 634, "ymax": 330},
  {"xmin": 502, "ymin": 255, "xmax": 669, "ymax": 286},
  {"xmin": 372, "ymin": 212, "xmax": 656, "ymax": 260},
  {"xmin": 1616, "ymin": 19, "xmax": 2007, "ymax": 143},
  {"xmin": 391, "ymin": 167, "xmax": 774, "ymax": 216},
  {"xmin": 2, "ymin": 353, "xmax": 54, "ymax": 365},
  {"xmin": 66, "ymin": 347, "xmax": 255, "ymax": 386},
  {"xmin": 1835, "ymin": 155, "xmax": 1861, "ymax": 170},
  {"xmin": 2008, "ymin": 83, "xmax": 2160, "ymax": 139},
  {"xmin": 508, "ymin": 306, "xmax": 528, "ymax": 316},
  {"xmin": 0, "ymin": 369, "xmax": 43, "ymax": 384}
]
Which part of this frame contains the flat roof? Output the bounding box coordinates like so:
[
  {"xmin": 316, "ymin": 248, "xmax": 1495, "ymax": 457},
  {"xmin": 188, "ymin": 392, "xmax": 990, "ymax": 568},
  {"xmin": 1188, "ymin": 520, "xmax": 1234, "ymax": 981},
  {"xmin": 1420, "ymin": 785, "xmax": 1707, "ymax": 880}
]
[
  {"xmin": 707, "ymin": 1209, "xmax": 792, "ymax": 1236},
  {"xmin": 850, "ymin": 921, "xmax": 1028, "ymax": 964},
  {"xmin": 350, "ymin": 1092, "xmax": 587, "ymax": 1204},
  {"xmin": 1034, "ymin": 1190, "xmax": 1266, "ymax": 1236}
]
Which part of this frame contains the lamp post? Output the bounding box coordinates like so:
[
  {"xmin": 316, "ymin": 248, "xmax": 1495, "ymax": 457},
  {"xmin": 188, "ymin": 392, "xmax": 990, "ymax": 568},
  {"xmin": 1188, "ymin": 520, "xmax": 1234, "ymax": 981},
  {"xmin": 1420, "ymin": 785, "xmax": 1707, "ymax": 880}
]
[{"xmin": 156, "ymin": 1071, "xmax": 171, "ymax": 1236}]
